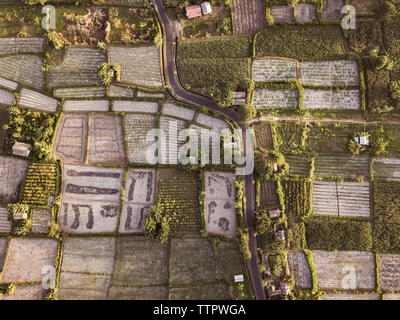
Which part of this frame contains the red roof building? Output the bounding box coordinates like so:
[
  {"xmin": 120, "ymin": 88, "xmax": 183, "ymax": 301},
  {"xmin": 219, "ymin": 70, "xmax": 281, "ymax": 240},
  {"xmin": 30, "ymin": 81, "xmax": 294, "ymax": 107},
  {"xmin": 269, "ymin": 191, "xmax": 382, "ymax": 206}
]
[{"xmin": 186, "ymin": 5, "xmax": 202, "ymax": 19}]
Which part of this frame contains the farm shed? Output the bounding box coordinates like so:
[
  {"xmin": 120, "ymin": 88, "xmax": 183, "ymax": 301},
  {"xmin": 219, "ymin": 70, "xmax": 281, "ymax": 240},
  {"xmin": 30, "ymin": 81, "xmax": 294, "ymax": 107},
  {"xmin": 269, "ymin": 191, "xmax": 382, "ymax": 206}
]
[
  {"xmin": 268, "ymin": 209, "xmax": 281, "ymax": 219},
  {"xmin": 354, "ymin": 135, "xmax": 370, "ymax": 146},
  {"xmin": 12, "ymin": 142, "xmax": 31, "ymax": 157},
  {"xmin": 186, "ymin": 5, "xmax": 202, "ymax": 19},
  {"xmin": 201, "ymin": 2, "xmax": 213, "ymax": 15},
  {"xmin": 234, "ymin": 274, "xmax": 244, "ymax": 283}
]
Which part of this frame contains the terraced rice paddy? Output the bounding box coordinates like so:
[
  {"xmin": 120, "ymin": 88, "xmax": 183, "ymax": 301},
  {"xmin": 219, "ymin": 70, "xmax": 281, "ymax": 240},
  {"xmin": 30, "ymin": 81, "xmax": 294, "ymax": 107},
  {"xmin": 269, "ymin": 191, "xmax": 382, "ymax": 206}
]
[
  {"xmin": 19, "ymin": 89, "xmax": 58, "ymax": 112},
  {"xmin": 0, "ymin": 37, "xmax": 44, "ymax": 55},
  {"xmin": 112, "ymin": 100, "xmax": 158, "ymax": 113},
  {"xmin": 108, "ymin": 85, "xmax": 135, "ymax": 98},
  {"xmin": 312, "ymin": 181, "xmax": 370, "ymax": 217},
  {"xmin": 159, "ymin": 116, "xmax": 186, "ymax": 165},
  {"xmin": 314, "ymin": 154, "xmax": 370, "ymax": 178},
  {"xmin": 125, "ymin": 114, "xmax": 156, "ymax": 164},
  {"xmin": 63, "ymin": 100, "xmax": 109, "ymax": 112},
  {"xmin": 253, "ymin": 88, "xmax": 298, "ymax": 109},
  {"xmin": 0, "ymin": 77, "xmax": 17, "ymax": 91},
  {"xmin": 195, "ymin": 113, "xmax": 229, "ymax": 130},
  {"xmin": 270, "ymin": 5, "xmax": 294, "ymax": 23},
  {"xmin": 232, "ymin": 0, "xmax": 266, "ymax": 35},
  {"xmin": 108, "ymin": 46, "xmax": 163, "ymax": 88},
  {"xmin": 0, "ymin": 55, "xmax": 45, "ymax": 90},
  {"xmin": 252, "ymin": 59, "xmax": 297, "ymax": 82},
  {"xmin": 378, "ymin": 254, "xmax": 400, "ymax": 290},
  {"xmin": 54, "ymin": 87, "xmax": 106, "ymax": 98},
  {"xmin": 48, "ymin": 48, "xmax": 105, "ymax": 88},
  {"xmin": 161, "ymin": 103, "xmax": 195, "ymax": 121},
  {"xmin": 0, "ymin": 156, "xmax": 29, "ymax": 205},
  {"xmin": 303, "ymin": 89, "xmax": 361, "ymax": 110},
  {"xmin": 137, "ymin": 91, "xmax": 165, "ymax": 98},
  {"xmin": 0, "ymin": 89, "xmax": 14, "ymax": 106}
]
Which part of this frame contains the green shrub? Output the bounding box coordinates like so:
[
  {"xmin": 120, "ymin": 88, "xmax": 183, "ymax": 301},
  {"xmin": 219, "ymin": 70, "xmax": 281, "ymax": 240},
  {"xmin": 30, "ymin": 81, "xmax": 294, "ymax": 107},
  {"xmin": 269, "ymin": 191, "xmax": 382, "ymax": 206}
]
[{"xmin": 238, "ymin": 103, "xmax": 256, "ymax": 122}]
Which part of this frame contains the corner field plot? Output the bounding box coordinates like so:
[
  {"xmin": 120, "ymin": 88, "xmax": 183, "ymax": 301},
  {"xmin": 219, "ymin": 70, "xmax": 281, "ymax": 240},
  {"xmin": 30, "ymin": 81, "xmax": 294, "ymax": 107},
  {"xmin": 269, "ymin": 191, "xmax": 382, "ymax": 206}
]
[
  {"xmin": 322, "ymin": 0, "xmax": 344, "ymax": 21},
  {"xmin": 204, "ymin": 172, "xmax": 236, "ymax": 238},
  {"xmin": 259, "ymin": 180, "xmax": 279, "ymax": 208},
  {"xmin": 378, "ymin": 254, "xmax": 400, "ymax": 291},
  {"xmin": 312, "ymin": 250, "xmax": 376, "ymax": 290},
  {"xmin": 0, "ymin": 207, "xmax": 11, "ymax": 233},
  {"xmin": 0, "ymin": 38, "xmax": 44, "ymax": 55},
  {"xmin": 53, "ymin": 114, "xmax": 88, "ymax": 164},
  {"xmin": 312, "ymin": 181, "xmax": 370, "ymax": 217},
  {"xmin": 0, "ymin": 89, "xmax": 14, "ymax": 106},
  {"xmin": 1, "ymin": 238, "xmax": 58, "ymax": 283},
  {"xmin": 195, "ymin": 113, "xmax": 230, "ymax": 130},
  {"xmin": 295, "ymin": 3, "xmax": 318, "ymax": 23},
  {"xmin": 253, "ymin": 88, "xmax": 298, "ymax": 109},
  {"xmin": 54, "ymin": 87, "xmax": 106, "ymax": 99},
  {"xmin": 254, "ymin": 122, "xmax": 274, "ymax": 151},
  {"xmin": 58, "ymin": 237, "xmax": 116, "ymax": 300},
  {"xmin": 0, "ymin": 156, "xmax": 29, "ymax": 205},
  {"xmin": 0, "ymin": 77, "xmax": 17, "ymax": 91},
  {"xmin": 88, "ymin": 114, "xmax": 126, "ymax": 165},
  {"xmin": 169, "ymin": 283, "xmax": 232, "ymax": 300},
  {"xmin": 232, "ymin": 0, "xmax": 266, "ymax": 35},
  {"xmin": 159, "ymin": 116, "xmax": 186, "ymax": 165},
  {"xmin": 119, "ymin": 169, "xmax": 155, "ymax": 233},
  {"xmin": 48, "ymin": 48, "xmax": 105, "ymax": 88},
  {"xmin": 169, "ymin": 238, "xmax": 223, "ymax": 285},
  {"xmin": 161, "ymin": 103, "xmax": 195, "ymax": 121},
  {"xmin": 0, "ymin": 55, "xmax": 44, "ymax": 90},
  {"xmin": 59, "ymin": 165, "xmax": 123, "ymax": 233},
  {"xmin": 252, "ymin": 59, "xmax": 297, "ymax": 82},
  {"xmin": 31, "ymin": 208, "xmax": 51, "ymax": 234},
  {"xmin": 111, "ymin": 237, "xmax": 168, "ymax": 287},
  {"xmin": 108, "ymin": 46, "xmax": 163, "ymax": 88},
  {"xmin": 373, "ymin": 158, "xmax": 400, "ymax": 181},
  {"xmin": 0, "ymin": 285, "xmax": 47, "ymax": 300},
  {"xmin": 300, "ymin": 61, "xmax": 359, "ymax": 86},
  {"xmin": 125, "ymin": 114, "xmax": 156, "ymax": 164},
  {"xmin": 0, "ymin": 237, "xmax": 8, "ymax": 270},
  {"xmin": 287, "ymin": 251, "xmax": 312, "ymax": 289},
  {"xmin": 314, "ymin": 154, "xmax": 370, "ymax": 179},
  {"xmin": 19, "ymin": 89, "xmax": 58, "ymax": 113},
  {"xmin": 321, "ymin": 293, "xmax": 380, "ymax": 300},
  {"xmin": 285, "ymin": 154, "xmax": 311, "ymax": 176},
  {"xmin": 303, "ymin": 89, "xmax": 361, "ymax": 110},
  {"xmin": 270, "ymin": 5, "xmax": 294, "ymax": 23}
]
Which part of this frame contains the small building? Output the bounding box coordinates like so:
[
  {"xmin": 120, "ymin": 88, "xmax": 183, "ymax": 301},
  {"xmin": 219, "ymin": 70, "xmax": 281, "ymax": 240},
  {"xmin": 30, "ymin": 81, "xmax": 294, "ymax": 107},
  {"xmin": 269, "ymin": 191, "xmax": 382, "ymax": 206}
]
[
  {"xmin": 268, "ymin": 209, "xmax": 281, "ymax": 219},
  {"xmin": 273, "ymin": 163, "xmax": 279, "ymax": 173},
  {"xmin": 201, "ymin": 1, "xmax": 213, "ymax": 15},
  {"xmin": 234, "ymin": 274, "xmax": 244, "ymax": 283},
  {"xmin": 186, "ymin": 5, "xmax": 202, "ymax": 19},
  {"xmin": 232, "ymin": 91, "xmax": 247, "ymax": 106},
  {"xmin": 12, "ymin": 142, "xmax": 32, "ymax": 157},
  {"xmin": 354, "ymin": 135, "xmax": 370, "ymax": 146}
]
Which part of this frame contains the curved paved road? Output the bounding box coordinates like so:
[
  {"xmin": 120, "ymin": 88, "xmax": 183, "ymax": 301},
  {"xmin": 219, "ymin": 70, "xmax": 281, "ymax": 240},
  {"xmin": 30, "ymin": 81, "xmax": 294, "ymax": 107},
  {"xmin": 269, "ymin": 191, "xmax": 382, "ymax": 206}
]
[{"xmin": 151, "ymin": 0, "xmax": 266, "ymax": 300}]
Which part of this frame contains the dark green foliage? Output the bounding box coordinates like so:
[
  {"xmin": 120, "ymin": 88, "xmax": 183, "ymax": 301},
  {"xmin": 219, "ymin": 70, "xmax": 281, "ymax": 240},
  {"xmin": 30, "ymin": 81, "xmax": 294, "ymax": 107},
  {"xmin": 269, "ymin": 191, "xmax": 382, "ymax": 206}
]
[
  {"xmin": 282, "ymin": 180, "xmax": 311, "ymax": 217},
  {"xmin": 347, "ymin": 19, "xmax": 381, "ymax": 54},
  {"xmin": 255, "ymin": 25, "xmax": 345, "ymax": 61},
  {"xmin": 238, "ymin": 103, "xmax": 256, "ymax": 122},
  {"xmin": 267, "ymin": 252, "xmax": 287, "ymax": 277},
  {"xmin": 144, "ymin": 203, "xmax": 172, "ymax": 243},
  {"xmin": 305, "ymin": 216, "xmax": 373, "ymax": 251}
]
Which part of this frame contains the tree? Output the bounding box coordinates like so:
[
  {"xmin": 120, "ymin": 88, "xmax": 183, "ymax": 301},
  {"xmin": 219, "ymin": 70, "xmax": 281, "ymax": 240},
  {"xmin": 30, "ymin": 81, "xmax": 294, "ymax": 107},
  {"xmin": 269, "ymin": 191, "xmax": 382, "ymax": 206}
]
[
  {"xmin": 238, "ymin": 103, "xmax": 256, "ymax": 122},
  {"xmin": 254, "ymin": 211, "xmax": 272, "ymax": 236},
  {"xmin": 144, "ymin": 203, "xmax": 172, "ymax": 243}
]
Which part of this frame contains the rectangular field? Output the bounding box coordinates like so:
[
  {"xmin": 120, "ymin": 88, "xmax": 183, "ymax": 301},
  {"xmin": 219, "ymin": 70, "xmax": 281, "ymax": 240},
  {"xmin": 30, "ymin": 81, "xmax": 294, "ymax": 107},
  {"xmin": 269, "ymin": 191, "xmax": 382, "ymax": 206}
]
[
  {"xmin": 232, "ymin": 0, "xmax": 266, "ymax": 35},
  {"xmin": 285, "ymin": 154, "xmax": 311, "ymax": 176},
  {"xmin": 312, "ymin": 250, "xmax": 376, "ymax": 290},
  {"xmin": 259, "ymin": 180, "xmax": 279, "ymax": 208},
  {"xmin": 0, "ymin": 156, "xmax": 29, "ymax": 205},
  {"xmin": 253, "ymin": 122, "xmax": 273, "ymax": 151},
  {"xmin": 287, "ymin": 251, "xmax": 312, "ymax": 289},
  {"xmin": 303, "ymin": 89, "xmax": 361, "ymax": 110},
  {"xmin": 19, "ymin": 88, "xmax": 58, "ymax": 113},
  {"xmin": 378, "ymin": 254, "xmax": 400, "ymax": 291},
  {"xmin": 0, "ymin": 37, "xmax": 44, "ymax": 55},
  {"xmin": 253, "ymin": 88, "xmax": 298, "ymax": 109},
  {"xmin": 112, "ymin": 100, "xmax": 159, "ymax": 113},
  {"xmin": 252, "ymin": 59, "xmax": 297, "ymax": 82},
  {"xmin": 63, "ymin": 100, "xmax": 109, "ymax": 112},
  {"xmin": 314, "ymin": 154, "xmax": 370, "ymax": 178},
  {"xmin": 373, "ymin": 158, "xmax": 400, "ymax": 181},
  {"xmin": 54, "ymin": 87, "xmax": 106, "ymax": 98}
]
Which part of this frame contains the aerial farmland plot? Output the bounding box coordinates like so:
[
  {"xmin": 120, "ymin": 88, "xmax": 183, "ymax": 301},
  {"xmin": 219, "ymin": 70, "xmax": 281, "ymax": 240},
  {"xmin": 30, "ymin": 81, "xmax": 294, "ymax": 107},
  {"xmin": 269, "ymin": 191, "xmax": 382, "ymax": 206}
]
[
  {"xmin": 0, "ymin": 285, "xmax": 47, "ymax": 300},
  {"xmin": 252, "ymin": 59, "xmax": 297, "ymax": 82},
  {"xmin": 377, "ymin": 254, "xmax": 400, "ymax": 291},
  {"xmin": 54, "ymin": 87, "xmax": 106, "ymax": 99},
  {"xmin": 108, "ymin": 85, "xmax": 135, "ymax": 98},
  {"xmin": 321, "ymin": 293, "xmax": 380, "ymax": 300},
  {"xmin": 0, "ymin": 89, "xmax": 14, "ymax": 106},
  {"xmin": 1, "ymin": 238, "xmax": 59, "ymax": 283},
  {"xmin": 119, "ymin": 169, "xmax": 155, "ymax": 233},
  {"xmin": 108, "ymin": 46, "xmax": 163, "ymax": 88},
  {"xmin": 0, "ymin": 237, "xmax": 8, "ymax": 269},
  {"xmin": 373, "ymin": 158, "xmax": 400, "ymax": 181},
  {"xmin": 0, "ymin": 156, "xmax": 28, "ymax": 205},
  {"xmin": 270, "ymin": 5, "xmax": 294, "ymax": 24},
  {"xmin": 322, "ymin": 0, "xmax": 344, "ymax": 21},
  {"xmin": 204, "ymin": 171, "xmax": 236, "ymax": 238},
  {"xmin": 285, "ymin": 154, "xmax": 311, "ymax": 177},
  {"xmin": 169, "ymin": 283, "xmax": 232, "ymax": 300},
  {"xmin": 53, "ymin": 113, "xmax": 88, "ymax": 164},
  {"xmin": 19, "ymin": 89, "xmax": 58, "ymax": 113},
  {"xmin": 287, "ymin": 251, "xmax": 312, "ymax": 289},
  {"xmin": 312, "ymin": 181, "xmax": 371, "ymax": 217},
  {"xmin": 63, "ymin": 100, "xmax": 110, "ymax": 112},
  {"xmin": 59, "ymin": 165, "xmax": 124, "ymax": 233},
  {"xmin": 161, "ymin": 103, "xmax": 196, "ymax": 121},
  {"xmin": 314, "ymin": 154, "xmax": 370, "ymax": 179},
  {"xmin": 312, "ymin": 250, "xmax": 376, "ymax": 290},
  {"xmin": 349, "ymin": 0, "xmax": 375, "ymax": 14},
  {"xmin": 253, "ymin": 122, "xmax": 274, "ymax": 151},
  {"xmin": 124, "ymin": 113, "xmax": 157, "ymax": 164},
  {"xmin": 232, "ymin": 0, "xmax": 266, "ymax": 35},
  {"xmin": 48, "ymin": 48, "xmax": 105, "ymax": 88},
  {"xmin": 259, "ymin": 180, "xmax": 279, "ymax": 208},
  {"xmin": 0, "ymin": 207, "xmax": 11, "ymax": 233},
  {"xmin": 295, "ymin": 3, "xmax": 318, "ymax": 23},
  {"xmin": 112, "ymin": 100, "xmax": 159, "ymax": 113},
  {"xmin": 253, "ymin": 88, "xmax": 298, "ymax": 109},
  {"xmin": 303, "ymin": 89, "xmax": 361, "ymax": 110},
  {"xmin": 0, "ymin": 37, "xmax": 43, "ymax": 55},
  {"xmin": 88, "ymin": 114, "xmax": 126, "ymax": 165},
  {"xmin": 159, "ymin": 116, "xmax": 186, "ymax": 165}
]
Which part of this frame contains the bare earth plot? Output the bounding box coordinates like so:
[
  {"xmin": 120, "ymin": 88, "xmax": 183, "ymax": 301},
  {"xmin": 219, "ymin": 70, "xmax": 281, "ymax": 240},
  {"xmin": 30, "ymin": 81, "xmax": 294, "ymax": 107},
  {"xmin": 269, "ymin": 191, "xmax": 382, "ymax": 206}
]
[
  {"xmin": 169, "ymin": 237, "xmax": 223, "ymax": 286},
  {"xmin": 0, "ymin": 237, "xmax": 8, "ymax": 270},
  {"xmin": 312, "ymin": 181, "xmax": 370, "ymax": 217},
  {"xmin": 252, "ymin": 59, "xmax": 297, "ymax": 82},
  {"xmin": 59, "ymin": 165, "xmax": 124, "ymax": 233},
  {"xmin": 0, "ymin": 285, "xmax": 47, "ymax": 300},
  {"xmin": 373, "ymin": 158, "xmax": 400, "ymax": 181},
  {"xmin": 108, "ymin": 46, "xmax": 163, "ymax": 88},
  {"xmin": 204, "ymin": 171, "xmax": 236, "ymax": 238},
  {"xmin": 108, "ymin": 85, "xmax": 135, "ymax": 98},
  {"xmin": 159, "ymin": 116, "xmax": 186, "ymax": 165},
  {"xmin": 259, "ymin": 180, "xmax": 279, "ymax": 208},
  {"xmin": 349, "ymin": 0, "xmax": 375, "ymax": 13},
  {"xmin": 312, "ymin": 250, "xmax": 376, "ymax": 290},
  {"xmin": 0, "ymin": 89, "xmax": 14, "ymax": 106},
  {"xmin": 124, "ymin": 113, "xmax": 157, "ymax": 164},
  {"xmin": 0, "ymin": 77, "xmax": 18, "ymax": 91},
  {"xmin": 88, "ymin": 114, "xmax": 126, "ymax": 165},
  {"xmin": 54, "ymin": 87, "xmax": 106, "ymax": 99},
  {"xmin": 169, "ymin": 283, "xmax": 232, "ymax": 300},
  {"xmin": 53, "ymin": 113, "xmax": 88, "ymax": 164},
  {"xmin": 0, "ymin": 38, "xmax": 44, "ymax": 55},
  {"xmin": 285, "ymin": 154, "xmax": 311, "ymax": 176},
  {"xmin": 270, "ymin": 5, "xmax": 294, "ymax": 23},
  {"xmin": 321, "ymin": 293, "xmax": 380, "ymax": 300},
  {"xmin": 19, "ymin": 88, "xmax": 58, "ymax": 113},
  {"xmin": 314, "ymin": 154, "xmax": 370, "ymax": 178},
  {"xmin": 295, "ymin": 3, "xmax": 318, "ymax": 23},
  {"xmin": 161, "ymin": 103, "xmax": 195, "ymax": 121},
  {"xmin": 322, "ymin": 0, "xmax": 344, "ymax": 21},
  {"xmin": 112, "ymin": 100, "xmax": 159, "ymax": 113},
  {"xmin": 288, "ymin": 251, "xmax": 312, "ymax": 289},
  {"xmin": 1, "ymin": 238, "xmax": 59, "ymax": 283},
  {"xmin": 0, "ymin": 55, "xmax": 45, "ymax": 90},
  {"xmin": 110, "ymin": 237, "xmax": 168, "ymax": 300},
  {"xmin": 232, "ymin": 0, "xmax": 266, "ymax": 35},
  {"xmin": 58, "ymin": 237, "xmax": 116, "ymax": 300},
  {"xmin": 195, "ymin": 113, "xmax": 230, "ymax": 130},
  {"xmin": 63, "ymin": 100, "xmax": 109, "ymax": 112},
  {"xmin": 253, "ymin": 88, "xmax": 298, "ymax": 109},
  {"xmin": 303, "ymin": 89, "xmax": 361, "ymax": 110},
  {"xmin": 48, "ymin": 48, "xmax": 105, "ymax": 88},
  {"xmin": 31, "ymin": 208, "xmax": 51, "ymax": 234},
  {"xmin": 383, "ymin": 293, "xmax": 400, "ymax": 300},
  {"xmin": 0, "ymin": 207, "xmax": 11, "ymax": 233},
  {"xmin": 0, "ymin": 156, "xmax": 29, "ymax": 205},
  {"xmin": 378, "ymin": 254, "xmax": 400, "ymax": 291},
  {"xmin": 119, "ymin": 169, "xmax": 155, "ymax": 233}
]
